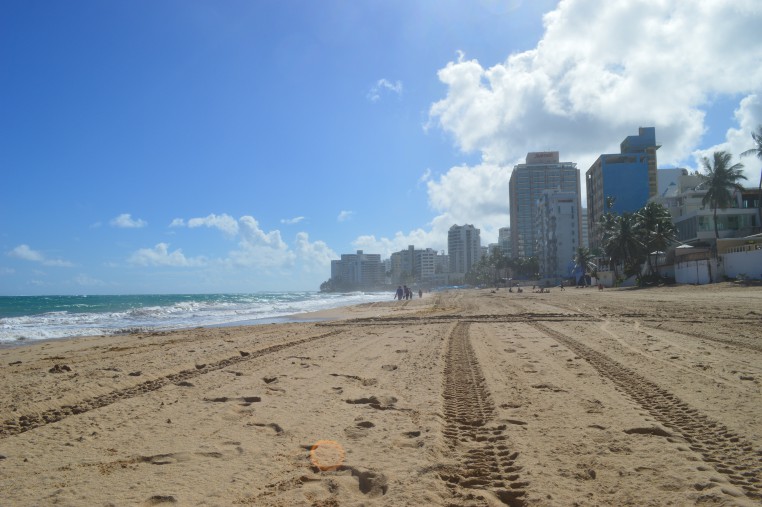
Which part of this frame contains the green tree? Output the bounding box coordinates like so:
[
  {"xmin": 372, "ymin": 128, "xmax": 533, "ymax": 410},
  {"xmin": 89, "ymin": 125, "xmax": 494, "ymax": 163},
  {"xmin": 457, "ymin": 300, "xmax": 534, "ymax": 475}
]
[
  {"xmin": 635, "ymin": 202, "xmax": 677, "ymax": 275},
  {"xmin": 573, "ymin": 247, "xmax": 596, "ymax": 286},
  {"xmin": 699, "ymin": 151, "xmax": 747, "ymax": 240},
  {"xmin": 740, "ymin": 124, "xmax": 762, "ymax": 229},
  {"xmin": 603, "ymin": 212, "xmax": 643, "ymax": 279}
]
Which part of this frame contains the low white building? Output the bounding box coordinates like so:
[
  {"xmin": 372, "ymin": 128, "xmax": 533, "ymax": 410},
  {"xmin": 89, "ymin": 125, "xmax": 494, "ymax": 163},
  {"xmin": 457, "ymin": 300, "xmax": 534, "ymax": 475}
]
[{"xmin": 651, "ymin": 171, "xmax": 759, "ymax": 245}]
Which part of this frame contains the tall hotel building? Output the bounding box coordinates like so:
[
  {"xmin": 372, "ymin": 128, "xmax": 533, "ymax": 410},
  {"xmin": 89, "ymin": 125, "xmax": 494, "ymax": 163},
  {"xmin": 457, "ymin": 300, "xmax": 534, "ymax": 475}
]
[
  {"xmin": 447, "ymin": 224, "xmax": 481, "ymax": 276},
  {"xmin": 534, "ymin": 190, "xmax": 582, "ymax": 280},
  {"xmin": 586, "ymin": 127, "xmax": 660, "ymax": 250},
  {"xmin": 509, "ymin": 152, "xmax": 581, "ymax": 258}
]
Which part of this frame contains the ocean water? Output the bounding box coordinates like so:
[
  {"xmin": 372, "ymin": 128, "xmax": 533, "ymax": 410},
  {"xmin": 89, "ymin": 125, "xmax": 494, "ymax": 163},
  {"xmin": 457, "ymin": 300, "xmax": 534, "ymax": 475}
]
[{"xmin": 0, "ymin": 292, "xmax": 390, "ymax": 344}]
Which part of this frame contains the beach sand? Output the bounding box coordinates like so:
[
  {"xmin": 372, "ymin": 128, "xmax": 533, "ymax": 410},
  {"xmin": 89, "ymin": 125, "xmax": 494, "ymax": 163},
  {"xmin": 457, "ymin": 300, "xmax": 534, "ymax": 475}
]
[{"xmin": 1, "ymin": 284, "xmax": 761, "ymax": 506}]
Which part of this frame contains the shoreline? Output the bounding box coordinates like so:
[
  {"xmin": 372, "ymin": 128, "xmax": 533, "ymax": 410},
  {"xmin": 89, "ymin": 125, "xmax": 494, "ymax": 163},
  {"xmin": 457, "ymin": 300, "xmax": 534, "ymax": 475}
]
[{"xmin": 1, "ymin": 285, "xmax": 760, "ymax": 505}]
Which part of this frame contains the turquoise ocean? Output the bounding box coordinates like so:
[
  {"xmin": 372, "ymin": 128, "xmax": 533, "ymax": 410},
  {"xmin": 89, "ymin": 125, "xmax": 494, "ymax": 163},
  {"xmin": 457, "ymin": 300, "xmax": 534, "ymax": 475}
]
[{"xmin": 0, "ymin": 292, "xmax": 390, "ymax": 344}]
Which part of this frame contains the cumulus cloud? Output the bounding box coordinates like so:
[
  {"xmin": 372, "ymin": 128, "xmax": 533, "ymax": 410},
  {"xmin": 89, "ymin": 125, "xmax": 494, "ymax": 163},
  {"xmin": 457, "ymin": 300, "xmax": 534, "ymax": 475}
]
[
  {"xmin": 294, "ymin": 232, "xmax": 337, "ymax": 271},
  {"xmin": 367, "ymin": 78, "xmax": 403, "ymax": 102},
  {"xmin": 281, "ymin": 216, "xmax": 305, "ymax": 225},
  {"xmin": 337, "ymin": 210, "xmax": 354, "ymax": 222},
  {"xmin": 693, "ymin": 94, "xmax": 762, "ymax": 186},
  {"xmin": 429, "ymin": 0, "xmax": 762, "ymax": 171},
  {"xmin": 8, "ymin": 244, "xmax": 74, "ymax": 267},
  {"xmin": 187, "ymin": 213, "xmax": 239, "ymax": 237},
  {"xmin": 157, "ymin": 213, "xmax": 336, "ymax": 277},
  {"xmin": 128, "ymin": 243, "xmax": 206, "ymax": 267},
  {"xmin": 110, "ymin": 213, "xmax": 147, "ymax": 228},
  {"xmin": 353, "ymin": 229, "xmax": 441, "ymax": 260}
]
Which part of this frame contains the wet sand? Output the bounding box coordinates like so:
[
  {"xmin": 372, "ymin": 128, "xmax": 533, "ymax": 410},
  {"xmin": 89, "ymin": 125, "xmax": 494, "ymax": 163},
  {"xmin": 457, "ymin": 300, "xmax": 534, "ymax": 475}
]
[{"xmin": 1, "ymin": 284, "xmax": 761, "ymax": 506}]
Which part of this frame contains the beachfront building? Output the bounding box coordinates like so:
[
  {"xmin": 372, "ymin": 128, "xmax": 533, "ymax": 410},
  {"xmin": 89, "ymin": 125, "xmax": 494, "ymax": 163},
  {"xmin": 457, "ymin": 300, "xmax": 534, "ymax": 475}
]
[
  {"xmin": 389, "ymin": 245, "xmax": 442, "ymax": 285},
  {"xmin": 586, "ymin": 127, "xmax": 660, "ymax": 250},
  {"xmin": 658, "ymin": 186, "xmax": 759, "ymax": 245},
  {"xmin": 329, "ymin": 250, "xmax": 385, "ymax": 290},
  {"xmin": 650, "ymin": 167, "xmax": 760, "ymax": 246},
  {"xmin": 509, "ymin": 152, "xmax": 580, "ymax": 259},
  {"xmin": 580, "ymin": 208, "xmax": 589, "ymax": 249},
  {"xmin": 448, "ymin": 224, "xmax": 481, "ymax": 277},
  {"xmin": 534, "ymin": 189, "xmax": 582, "ymax": 282},
  {"xmin": 498, "ymin": 227, "xmax": 512, "ymax": 258}
]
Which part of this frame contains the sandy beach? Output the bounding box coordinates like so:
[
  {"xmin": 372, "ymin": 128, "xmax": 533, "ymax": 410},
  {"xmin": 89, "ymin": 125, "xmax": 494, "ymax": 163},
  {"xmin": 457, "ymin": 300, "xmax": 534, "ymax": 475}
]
[{"xmin": 1, "ymin": 284, "xmax": 761, "ymax": 506}]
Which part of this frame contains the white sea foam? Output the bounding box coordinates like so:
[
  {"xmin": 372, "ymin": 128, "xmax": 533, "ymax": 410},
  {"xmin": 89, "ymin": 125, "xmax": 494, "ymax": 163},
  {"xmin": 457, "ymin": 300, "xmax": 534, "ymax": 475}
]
[{"xmin": 0, "ymin": 291, "xmax": 390, "ymax": 343}]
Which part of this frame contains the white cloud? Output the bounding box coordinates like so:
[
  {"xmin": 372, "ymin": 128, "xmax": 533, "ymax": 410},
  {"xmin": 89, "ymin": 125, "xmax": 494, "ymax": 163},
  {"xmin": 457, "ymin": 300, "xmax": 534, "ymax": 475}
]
[
  {"xmin": 169, "ymin": 218, "xmax": 186, "ymax": 227},
  {"xmin": 353, "ymin": 229, "xmax": 441, "ymax": 260},
  {"xmin": 429, "ymin": 0, "xmax": 762, "ymax": 170},
  {"xmin": 224, "ymin": 216, "xmax": 293, "ymax": 269},
  {"xmin": 281, "ymin": 216, "xmax": 305, "ymax": 225},
  {"xmin": 337, "ymin": 210, "xmax": 354, "ymax": 222},
  {"xmin": 110, "ymin": 213, "xmax": 147, "ymax": 228},
  {"xmin": 187, "ymin": 213, "xmax": 239, "ymax": 237},
  {"xmin": 8, "ymin": 244, "xmax": 74, "ymax": 267},
  {"xmin": 367, "ymin": 78, "xmax": 403, "ymax": 102},
  {"xmin": 9, "ymin": 244, "xmax": 44, "ymax": 262},
  {"xmin": 294, "ymin": 232, "xmax": 337, "ymax": 272},
  {"xmin": 128, "ymin": 243, "xmax": 206, "ymax": 267},
  {"xmin": 693, "ymin": 94, "xmax": 762, "ymax": 187}
]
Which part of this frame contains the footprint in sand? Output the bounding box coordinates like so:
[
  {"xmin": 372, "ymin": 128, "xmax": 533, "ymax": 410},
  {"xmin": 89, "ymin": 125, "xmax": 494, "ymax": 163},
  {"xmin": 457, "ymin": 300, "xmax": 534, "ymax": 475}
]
[
  {"xmin": 344, "ymin": 420, "xmax": 375, "ymax": 439},
  {"xmin": 143, "ymin": 494, "xmax": 177, "ymax": 505},
  {"xmin": 251, "ymin": 422, "xmax": 284, "ymax": 434},
  {"xmin": 203, "ymin": 396, "xmax": 261, "ymax": 407},
  {"xmin": 345, "ymin": 396, "xmax": 397, "ymax": 410}
]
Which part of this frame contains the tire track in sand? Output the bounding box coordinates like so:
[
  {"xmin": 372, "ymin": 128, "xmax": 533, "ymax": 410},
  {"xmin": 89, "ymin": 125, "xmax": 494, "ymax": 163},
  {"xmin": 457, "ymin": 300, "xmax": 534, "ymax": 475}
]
[
  {"xmin": 440, "ymin": 322, "xmax": 528, "ymax": 507},
  {"xmin": 0, "ymin": 330, "xmax": 343, "ymax": 438},
  {"xmin": 532, "ymin": 322, "xmax": 762, "ymax": 501}
]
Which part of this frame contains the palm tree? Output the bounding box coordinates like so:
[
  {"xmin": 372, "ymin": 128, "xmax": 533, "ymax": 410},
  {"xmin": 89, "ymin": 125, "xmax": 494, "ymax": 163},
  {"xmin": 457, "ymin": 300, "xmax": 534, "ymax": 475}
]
[
  {"xmin": 740, "ymin": 124, "xmax": 762, "ymax": 229},
  {"xmin": 699, "ymin": 151, "xmax": 747, "ymax": 240},
  {"xmin": 573, "ymin": 247, "xmax": 596, "ymax": 286},
  {"xmin": 635, "ymin": 202, "xmax": 677, "ymax": 275},
  {"xmin": 603, "ymin": 212, "xmax": 643, "ymax": 280}
]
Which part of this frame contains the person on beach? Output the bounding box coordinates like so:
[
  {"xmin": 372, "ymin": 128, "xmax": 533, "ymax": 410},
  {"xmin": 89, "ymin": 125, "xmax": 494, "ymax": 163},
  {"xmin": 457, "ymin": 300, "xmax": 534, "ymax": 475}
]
[
  {"xmin": 418, "ymin": 289, "xmax": 423, "ymax": 298},
  {"xmin": 395, "ymin": 286, "xmax": 404, "ymax": 300}
]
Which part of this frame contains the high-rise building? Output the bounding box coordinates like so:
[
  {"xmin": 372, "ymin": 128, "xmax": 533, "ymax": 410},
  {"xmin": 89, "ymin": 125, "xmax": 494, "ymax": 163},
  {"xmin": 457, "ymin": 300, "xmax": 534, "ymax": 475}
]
[
  {"xmin": 581, "ymin": 208, "xmax": 589, "ymax": 250},
  {"xmin": 330, "ymin": 250, "xmax": 385, "ymax": 288},
  {"xmin": 586, "ymin": 127, "xmax": 660, "ymax": 250},
  {"xmin": 509, "ymin": 152, "xmax": 580, "ymax": 258},
  {"xmin": 448, "ymin": 224, "xmax": 481, "ymax": 275},
  {"xmin": 534, "ymin": 190, "xmax": 582, "ymax": 280},
  {"xmin": 498, "ymin": 227, "xmax": 512, "ymax": 258},
  {"xmin": 389, "ymin": 245, "xmax": 440, "ymax": 284}
]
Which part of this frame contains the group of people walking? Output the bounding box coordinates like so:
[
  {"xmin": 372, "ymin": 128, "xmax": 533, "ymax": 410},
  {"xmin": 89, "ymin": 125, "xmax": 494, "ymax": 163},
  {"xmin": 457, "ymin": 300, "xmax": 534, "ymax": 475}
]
[{"xmin": 394, "ymin": 285, "xmax": 422, "ymax": 300}]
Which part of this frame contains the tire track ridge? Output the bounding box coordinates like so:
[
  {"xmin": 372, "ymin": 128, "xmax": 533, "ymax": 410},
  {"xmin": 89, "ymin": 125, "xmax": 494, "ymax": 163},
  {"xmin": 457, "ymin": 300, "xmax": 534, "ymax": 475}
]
[
  {"xmin": 532, "ymin": 322, "xmax": 762, "ymax": 501},
  {"xmin": 318, "ymin": 313, "xmax": 595, "ymax": 328},
  {"xmin": 0, "ymin": 329, "xmax": 343, "ymax": 439},
  {"xmin": 441, "ymin": 322, "xmax": 528, "ymax": 507}
]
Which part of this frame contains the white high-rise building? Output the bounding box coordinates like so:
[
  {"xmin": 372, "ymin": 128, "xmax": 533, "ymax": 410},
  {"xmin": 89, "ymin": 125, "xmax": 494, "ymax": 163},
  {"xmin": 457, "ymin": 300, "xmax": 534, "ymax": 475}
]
[
  {"xmin": 389, "ymin": 245, "xmax": 440, "ymax": 284},
  {"xmin": 509, "ymin": 152, "xmax": 580, "ymax": 258},
  {"xmin": 448, "ymin": 224, "xmax": 481, "ymax": 276},
  {"xmin": 535, "ymin": 190, "xmax": 582, "ymax": 280},
  {"xmin": 498, "ymin": 227, "xmax": 512, "ymax": 258}
]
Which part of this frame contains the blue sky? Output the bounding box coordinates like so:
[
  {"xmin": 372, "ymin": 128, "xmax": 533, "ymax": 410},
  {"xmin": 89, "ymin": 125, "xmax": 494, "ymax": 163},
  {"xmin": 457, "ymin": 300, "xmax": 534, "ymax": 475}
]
[{"xmin": 2, "ymin": 0, "xmax": 761, "ymax": 295}]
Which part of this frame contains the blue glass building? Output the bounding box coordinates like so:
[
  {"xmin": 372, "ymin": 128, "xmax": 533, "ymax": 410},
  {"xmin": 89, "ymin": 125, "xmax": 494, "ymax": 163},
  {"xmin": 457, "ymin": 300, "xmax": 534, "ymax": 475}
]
[{"xmin": 586, "ymin": 127, "xmax": 660, "ymax": 250}]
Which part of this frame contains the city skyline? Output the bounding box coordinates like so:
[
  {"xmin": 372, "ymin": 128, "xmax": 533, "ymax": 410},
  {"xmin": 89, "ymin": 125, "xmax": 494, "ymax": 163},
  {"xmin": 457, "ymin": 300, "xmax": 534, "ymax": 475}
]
[{"xmin": 2, "ymin": 1, "xmax": 761, "ymax": 294}]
